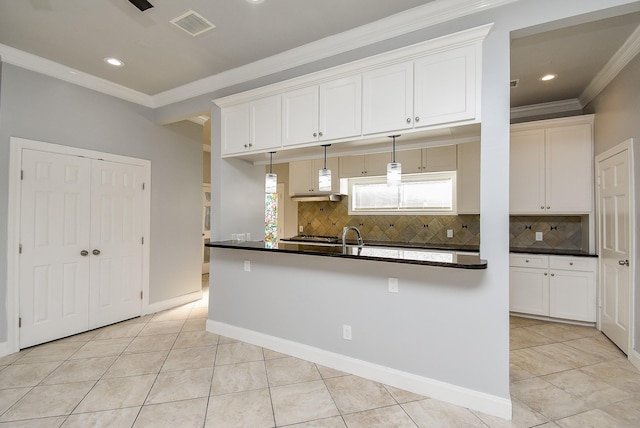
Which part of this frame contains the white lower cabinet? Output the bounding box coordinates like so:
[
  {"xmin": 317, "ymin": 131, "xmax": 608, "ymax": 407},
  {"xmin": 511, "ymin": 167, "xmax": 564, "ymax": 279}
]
[{"xmin": 509, "ymin": 254, "xmax": 596, "ymax": 322}]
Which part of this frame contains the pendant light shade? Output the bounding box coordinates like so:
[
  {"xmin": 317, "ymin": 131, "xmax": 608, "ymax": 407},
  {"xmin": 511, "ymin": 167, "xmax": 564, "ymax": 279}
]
[
  {"xmin": 387, "ymin": 135, "xmax": 402, "ymax": 186},
  {"xmin": 318, "ymin": 144, "xmax": 332, "ymax": 192},
  {"xmin": 265, "ymin": 152, "xmax": 277, "ymax": 194}
]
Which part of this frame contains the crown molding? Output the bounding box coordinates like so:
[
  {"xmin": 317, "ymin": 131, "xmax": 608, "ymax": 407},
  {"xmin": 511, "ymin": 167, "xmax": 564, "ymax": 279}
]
[
  {"xmin": 0, "ymin": 43, "xmax": 154, "ymax": 108},
  {"xmin": 1, "ymin": 0, "xmax": 518, "ymax": 110},
  {"xmin": 579, "ymin": 23, "xmax": 640, "ymax": 107},
  {"xmin": 510, "ymin": 99, "xmax": 583, "ymax": 120}
]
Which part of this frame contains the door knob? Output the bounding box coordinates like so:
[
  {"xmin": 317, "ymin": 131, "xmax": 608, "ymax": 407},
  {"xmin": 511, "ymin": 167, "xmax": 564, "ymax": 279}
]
[
  {"xmin": 80, "ymin": 250, "xmax": 89, "ymax": 256},
  {"xmin": 92, "ymin": 249, "xmax": 101, "ymax": 256},
  {"xmin": 618, "ymin": 259, "xmax": 629, "ymax": 266}
]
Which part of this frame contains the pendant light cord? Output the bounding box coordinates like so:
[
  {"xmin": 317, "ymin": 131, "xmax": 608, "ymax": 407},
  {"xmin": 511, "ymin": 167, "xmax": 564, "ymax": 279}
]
[
  {"xmin": 269, "ymin": 152, "xmax": 274, "ymax": 174},
  {"xmin": 389, "ymin": 135, "xmax": 400, "ymax": 163}
]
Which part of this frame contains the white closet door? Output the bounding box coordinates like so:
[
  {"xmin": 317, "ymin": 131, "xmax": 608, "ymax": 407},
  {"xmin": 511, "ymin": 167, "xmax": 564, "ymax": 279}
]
[
  {"xmin": 19, "ymin": 150, "xmax": 91, "ymax": 348},
  {"xmin": 89, "ymin": 160, "xmax": 144, "ymax": 328}
]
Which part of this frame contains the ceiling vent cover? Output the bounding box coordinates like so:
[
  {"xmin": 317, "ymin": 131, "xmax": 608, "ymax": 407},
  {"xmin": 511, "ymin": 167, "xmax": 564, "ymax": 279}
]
[
  {"xmin": 170, "ymin": 10, "xmax": 215, "ymax": 36},
  {"xmin": 510, "ymin": 79, "xmax": 520, "ymax": 88}
]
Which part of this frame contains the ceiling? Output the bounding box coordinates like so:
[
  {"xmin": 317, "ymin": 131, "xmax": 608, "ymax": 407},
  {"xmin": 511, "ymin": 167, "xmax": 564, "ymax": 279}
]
[{"xmin": 0, "ymin": 1, "xmax": 639, "ymax": 117}]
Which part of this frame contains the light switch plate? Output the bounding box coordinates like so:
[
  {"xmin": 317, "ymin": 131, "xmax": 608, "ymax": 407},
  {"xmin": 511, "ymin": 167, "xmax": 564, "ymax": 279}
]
[
  {"xmin": 535, "ymin": 232, "xmax": 543, "ymax": 241},
  {"xmin": 299, "ymin": 225, "xmax": 304, "ymax": 233},
  {"xmin": 447, "ymin": 229, "xmax": 453, "ymax": 238},
  {"xmin": 388, "ymin": 277, "xmax": 398, "ymax": 293},
  {"xmin": 244, "ymin": 260, "xmax": 250, "ymax": 272}
]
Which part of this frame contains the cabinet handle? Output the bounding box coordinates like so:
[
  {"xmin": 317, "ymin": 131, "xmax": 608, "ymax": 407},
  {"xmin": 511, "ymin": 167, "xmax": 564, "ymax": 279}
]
[
  {"xmin": 415, "ymin": 116, "xmax": 420, "ymax": 122},
  {"xmin": 406, "ymin": 118, "xmax": 411, "ymax": 124}
]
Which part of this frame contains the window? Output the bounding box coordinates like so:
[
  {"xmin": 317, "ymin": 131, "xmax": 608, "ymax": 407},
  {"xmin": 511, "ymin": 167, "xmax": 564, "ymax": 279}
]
[{"xmin": 349, "ymin": 172, "xmax": 456, "ymax": 215}]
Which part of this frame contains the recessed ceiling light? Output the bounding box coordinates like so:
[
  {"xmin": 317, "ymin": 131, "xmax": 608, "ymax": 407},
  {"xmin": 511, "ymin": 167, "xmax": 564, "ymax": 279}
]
[
  {"xmin": 539, "ymin": 73, "xmax": 557, "ymax": 82},
  {"xmin": 104, "ymin": 57, "xmax": 124, "ymax": 67},
  {"xmin": 246, "ymin": 0, "xmax": 264, "ymax": 4}
]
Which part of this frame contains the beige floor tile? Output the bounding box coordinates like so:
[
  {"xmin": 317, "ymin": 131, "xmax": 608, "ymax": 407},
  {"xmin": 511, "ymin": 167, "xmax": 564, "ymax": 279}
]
[
  {"xmin": 134, "ymin": 398, "xmax": 207, "ymax": 428},
  {"xmin": 145, "ymin": 367, "xmax": 213, "ymax": 404},
  {"xmin": 402, "ymin": 399, "xmax": 487, "ymax": 427},
  {"xmin": 265, "ymin": 356, "xmax": 321, "ymax": 387},
  {"xmin": 343, "ymin": 405, "xmax": 417, "ymax": 427},
  {"xmin": 271, "ymin": 380, "xmax": 340, "ymax": 426},
  {"xmin": 118, "ymin": 314, "xmax": 153, "ymax": 325},
  {"xmin": 324, "ymin": 375, "xmax": 395, "ymax": 414},
  {"xmin": 42, "ymin": 356, "xmax": 117, "ymax": 385},
  {"xmin": 598, "ymin": 395, "xmax": 640, "ymax": 426},
  {"xmin": 473, "ymin": 399, "xmax": 548, "ymax": 428},
  {"xmin": 61, "ymin": 407, "xmax": 140, "ymax": 428},
  {"xmin": 317, "ymin": 365, "xmax": 349, "ymax": 379},
  {"xmin": 69, "ymin": 338, "xmax": 132, "ymax": 360},
  {"xmin": 54, "ymin": 330, "xmax": 101, "ymax": 344},
  {"xmin": 0, "ymin": 416, "xmax": 67, "ymax": 427},
  {"xmin": 181, "ymin": 318, "xmax": 206, "ymax": 332},
  {"xmin": 161, "ymin": 346, "xmax": 216, "ymax": 372},
  {"xmin": 562, "ymin": 335, "xmax": 626, "ymax": 362},
  {"xmin": 0, "ymin": 350, "xmax": 33, "ymax": 366},
  {"xmin": 510, "ymin": 316, "xmax": 545, "ymax": 328},
  {"xmin": 210, "ymin": 361, "xmax": 268, "ymax": 395},
  {"xmin": 173, "ymin": 331, "xmax": 219, "ymax": 349},
  {"xmin": 542, "ymin": 369, "xmax": 633, "ymax": 407},
  {"xmin": 0, "ymin": 388, "xmax": 31, "ymax": 414},
  {"xmin": 510, "ymin": 361, "xmax": 537, "ymax": 382},
  {"xmin": 74, "ymin": 374, "xmax": 156, "ymax": 413},
  {"xmin": 522, "ymin": 324, "xmax": 585, "ymax": 342},
  {"xmin": 510, "ymin": 328, "xmax": 555, "ymax": 350},
  {"xmin": 217, "ymin": 336, "xmax": 240, "ymax": 345},
  {"xmin": 138, "ymin": 320, "xmax": 185, "ymax": 336},
  {"xmin": 215, "ymin": 342, "xmax": 264, "ymax": 366},
  {"xmin": 384, "ymin": 385, "xmax": 426, "ymax": 404},
  {"xmin": 510, "ymin": 377, "xmax": 590, "ymax": 420},
  {"xmin": 0, "ymin": 381, "xmax": 94, "ymax": 422},
  {"xmin": 0, "ymin": 362, "xmax": 61, "ymax": 388},
  {"xmin": 263, "ymin": 348, "xmax": 289, "ymax": 360},
  {"xmin": 103, "ymin": 351, "xmax": 167, "ymax": 378},
  {"xmin": 205, "ymin": 388, "xmax": 274, "ymax": 427},
  {"xmin": 92, "ymin": 323, "xmax": 146, "ymax": 340},
  {"xmin": 188, "ymin": 307, "xmax": 209, "ymax": 319},
  {"xmin": 579, "ymin": 359, "xmax": 640, "ymax": 395},
  {"xmin": 532, "ymin": 343, "xmax": 605, "ymax": 368},
  {"xmin": 555, "ymin": 409, "xmax": 632, "ymax": 428},
  {"xmin": 150, "ymin": 308, "xmax": 191, "ymax": 322},
  {"xmin": 13, "ymin": 342, "xmax": 84, "ymax": 364},
  {"xmin": 285, "ymin": 416, "xmax": 347, "ymax": 427},
  {"xmin": 123, "ymin": 334, "xmax": 177, "ymax": 354},
  {"xmin": 510, "ymin": 347, "xmax": 576, "ymax": 377}
]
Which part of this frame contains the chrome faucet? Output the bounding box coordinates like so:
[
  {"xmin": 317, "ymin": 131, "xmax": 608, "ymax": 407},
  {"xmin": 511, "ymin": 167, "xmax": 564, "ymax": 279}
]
[{"xmin": 342, "ymin": 226, "xmax": 364, "ymax": 255}]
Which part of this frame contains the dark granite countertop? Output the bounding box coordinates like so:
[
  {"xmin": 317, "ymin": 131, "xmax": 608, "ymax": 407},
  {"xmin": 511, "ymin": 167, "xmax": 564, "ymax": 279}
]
[
  {"xmin": 509, "ymin": 247, "xmax": 597, "ymax": 257},
  {"xmin": 206, "ymin": 240, "xmax": 487, "ymax": 269}
]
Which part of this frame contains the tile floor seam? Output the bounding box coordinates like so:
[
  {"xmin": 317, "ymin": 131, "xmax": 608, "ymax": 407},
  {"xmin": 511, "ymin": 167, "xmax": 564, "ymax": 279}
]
[
  {"xmin": 203, "ymin": 335, "xmax": 221, "ymax": 427},
  {"xmin": 317, "ymin": 365, "xmax": 348, "ymax": 427}
]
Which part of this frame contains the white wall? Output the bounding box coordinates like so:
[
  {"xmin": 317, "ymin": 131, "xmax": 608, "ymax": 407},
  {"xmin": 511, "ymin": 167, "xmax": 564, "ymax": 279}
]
[{"xmin": 0, "ymin": 64, "xmax": 203, "ymax": 343}]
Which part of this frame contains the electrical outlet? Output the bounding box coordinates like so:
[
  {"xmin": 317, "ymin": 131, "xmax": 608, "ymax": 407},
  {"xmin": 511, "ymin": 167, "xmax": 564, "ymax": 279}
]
[
  {"xmin": 343, "ymin": 324, "xmax": 352, "ymax": 340},
  {"xmin": 244, "ymin": 260, "xmax": 250, "ymax": 272},
  {"xmin": 299, "ymin": 225, "xmax": 304, "ymax": 233},
  {"xmin": 237, "ymin": 233, "xmax": 246, "ymax": 242},
  {"xmin": 388, "ymin": 277, "xmax": 398, "ymax": 293},
  {"xmin": 447, "ymin": 229, "xmax": 453, "ymax": 238},
  {"xmin": 535, "ymin": 232, "xmax": 543, "ymax": 241}
]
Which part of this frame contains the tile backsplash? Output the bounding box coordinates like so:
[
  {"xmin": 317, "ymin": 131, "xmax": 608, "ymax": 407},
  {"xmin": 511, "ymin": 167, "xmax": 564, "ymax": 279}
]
[{"xmin": 297, "ymin": 200, "xmax": 584, "ymax": 250}]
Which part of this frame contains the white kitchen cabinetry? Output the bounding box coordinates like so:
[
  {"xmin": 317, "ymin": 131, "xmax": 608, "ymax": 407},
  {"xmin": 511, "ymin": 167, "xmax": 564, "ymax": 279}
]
[
  {"xmin": 509, "ymin": 254, "xmax": 596, "ymax": 323},
  {"xmin": 289, "ymin": 158, "xmax": 340, "ymax": 195},
  {"xmin": 339, "ymin": 153, "xmax": 389, "ymax": 177},
  {"xmin": 396, "ymin": 146, "xmax": 457, "ymax": 174},
  {"xmin": 362, "ymin": 45, "xmax": 478, "ymax": 135},
  {"xmin": 457, "ymin": 142, "xmax": 480, "ymax": 214},
  {"xmin": 283, "ymin": 76, "xmax": 362, "ymax": 147},
  {"xmin": 510, "ymin": 116, "xmax": 594, "ymax": 214},
  {"xmin": 221, "ymin": 95, "xmax": 281, "ymax": 155}
]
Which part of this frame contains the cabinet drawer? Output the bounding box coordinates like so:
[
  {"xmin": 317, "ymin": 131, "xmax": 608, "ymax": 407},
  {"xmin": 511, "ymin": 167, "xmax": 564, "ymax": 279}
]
[
  {"xmin": 509, "ymin": 254, "xmax": 549, "ymax": 269},
  {"xmin": 549, "ymin": 256, "xmax": 595, "ymax": 272}
]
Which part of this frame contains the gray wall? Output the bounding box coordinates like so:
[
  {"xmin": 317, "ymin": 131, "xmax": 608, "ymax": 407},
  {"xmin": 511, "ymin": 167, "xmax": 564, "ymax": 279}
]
[
  {"xmin": 585, "ymin": 53, "xmax": 640, "ymax": 354},
  {"xmin": 0, "ymin": 64, "xmax": 203, "ymax": 342}
]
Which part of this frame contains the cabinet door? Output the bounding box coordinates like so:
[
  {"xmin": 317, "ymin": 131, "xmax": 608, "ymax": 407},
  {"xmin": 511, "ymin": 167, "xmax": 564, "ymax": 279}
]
[
  {"xmin": 423, "ymin": 145, "xmax": 457, "ymax": 172},
  {"xmin": 282, "ymin": 86, "xmax": 319, "ymax": 146},
  {"xmin": 221, "ymin": 104, "xmax": 250, "ymax": 155},
  {"xmin": 414, "ymin": 45, "xmax": 476, "ymax": 127},
  {"xmin": 510, "ymin": 129, "xmax": 546, "ymax": 213},
  {"xmin": 509, "ymin": 267, "xmax": 550, "ymax": 316},
  {"xmin": 457, "ymin": 142, "xmax": 480, "ymax": 214},
  {"xmin": 340, "ymin": 155, "xmax": 366, "ymax": 178},
  {"xmin": 396, "ymin": 149, "xmax": 422, "ymax": 174},
  {"xmin": 362, "ymin": 61, "xmax": 413, "ymax": 135},
  {"xmin": 319, "ymin": 76, "xmax": 362, "ymax": 141},
  {"xmin": 545, "ymin": 124, "xmax": 592, "ymax": 213},
  {"xmin": 549, "ymin": 270, "xmax": 596, "ymax": 322},
  {"xmin": 250, "ymin": 95, "xmax": 281, "ymax": 152},
  {"xmin": 289, "ymin": 160, "xmax": 314, "ymax": 195},
  {"xmin": 312, "ymin": 158, "xmax": 340, "ymax": 192},
  {"xmin": 365, "ymin": 152, "xmax": 391, "ymax": 176}
]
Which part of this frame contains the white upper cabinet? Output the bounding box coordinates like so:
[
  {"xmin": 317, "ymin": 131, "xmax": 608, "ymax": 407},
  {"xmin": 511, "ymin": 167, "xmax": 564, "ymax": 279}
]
[
  {"xmin": 222, "ymin": 96, "xmax": 281, "ymax": 155},
  {"xmin": 289, "ymin": 158, "xmax": 340, "ymax": 195},
  {"xmin": 283, "ymin": 76, "xmax": 362, "ymax": 147},
  {"xmin": 362, "ymin": 62, "xmax": 414, "ymax": 135},
  {"xmin": 339, "ymin": 153, "xmax": 389, "ymax": 177},
  {"xmin": 510, "ymin": 116, "xmax": 594, "ymax": 214}
]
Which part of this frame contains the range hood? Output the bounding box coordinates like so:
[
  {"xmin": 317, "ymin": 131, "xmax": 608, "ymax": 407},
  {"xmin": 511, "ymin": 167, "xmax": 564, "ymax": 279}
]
[{"xmin": 290, "ymin": 193, "xmax": 342, "ymax": 202}]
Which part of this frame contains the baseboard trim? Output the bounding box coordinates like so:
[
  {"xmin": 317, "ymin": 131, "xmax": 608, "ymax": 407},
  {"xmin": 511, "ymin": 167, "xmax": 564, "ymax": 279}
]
[
  {"xmin": 0, "ymin": 341, "xmax": 10, "ymax": 358},
  {"xmin": 629, "ymin": 348, "xmax": 640, "ymax": 371},
  {"xmin": 207, "ymin": 320, "xmax": 512, "ymax": 419},
  {"xmin": 146, "ymin": 290, "xmax": 203, "ymax": 315}
]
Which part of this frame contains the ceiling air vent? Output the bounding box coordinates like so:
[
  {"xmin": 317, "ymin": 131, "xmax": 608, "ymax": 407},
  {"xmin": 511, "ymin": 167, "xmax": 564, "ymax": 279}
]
[
  {"xmin": 170, "ymin": 10, "xmax": 215, "ymax": 36},
  {"xmin": 510, "ymin": 79, "xmax": 520, "ymax": 88}
]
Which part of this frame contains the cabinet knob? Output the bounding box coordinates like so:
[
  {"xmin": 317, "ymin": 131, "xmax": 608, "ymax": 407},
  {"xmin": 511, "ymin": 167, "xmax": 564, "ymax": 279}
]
[
  {"xmin": 248, "ymin": 143, "xmax": 253, "ymax": 148},
  {"xmin": 244, "ymin": 144, "xmax": 248, "ymax": 148},
  {"xmin": 406, "ymin": 118, "xmax": 411, "ymax": 124},
  {"xmin": 364, "ymin": 171, "xmax": 367, "ymax": 175},
  {"xmin": 550, "ymin": 273, "xmax": 555, "ymax": 277},
  {"xmin": 80, "ymin": 250, "xmax": 89, "ymax": 257},
  {"xmin": 544, "ymin": 272, "xmax": 548, "ymax": 276},
  {"xmin": 540, "ymin": 206, "xmax": 545, "ymax": 210},
  {"xmin": 525, "ymin": 260, "xmax": 529, "ymax": 263},
  {"xmin": 319, "ymin": 132, "xmax": 323, "ymax": 137},
  {"xmin": 92, "ymin": 249, "xmax": 101, "ymax": 256},
  {"xmin": 415, "ymin": 116, "xmax": 420, "ymax": 122},
  {"xmin": 313, "ymin": 132, "xmax": 317, "ymax": 137},
  {"xmin": 569, "ymin": 262, "xmax": 574, "ymax": 266},
  {"xmin": 547, "ymin": 206, "xmax": 550, "ymax": 209}
]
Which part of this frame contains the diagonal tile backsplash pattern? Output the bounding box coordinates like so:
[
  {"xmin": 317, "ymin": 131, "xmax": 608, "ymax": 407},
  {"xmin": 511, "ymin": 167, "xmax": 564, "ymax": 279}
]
[{"xmin": 297, "ymin": 200, "xmax": 584, "ymax": 250}]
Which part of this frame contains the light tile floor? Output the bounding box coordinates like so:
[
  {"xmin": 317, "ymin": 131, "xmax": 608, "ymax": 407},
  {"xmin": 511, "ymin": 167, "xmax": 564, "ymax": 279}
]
[{"xmin": 1, "ymin": 280, "xmax": 639, "ymax": 427}]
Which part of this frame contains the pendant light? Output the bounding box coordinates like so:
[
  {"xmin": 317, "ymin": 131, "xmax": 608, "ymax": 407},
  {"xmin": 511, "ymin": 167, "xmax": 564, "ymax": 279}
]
[
  {"xmin": 318, "ymin": 144, "xmax": 332, "ymax": 192},
  {"xmin": 265, "ymin": 152, "xmax": 277, "ymax": 194},
  {"xmin": 387, "ymin": 135, "xmax": 402, "ymax": 186}
]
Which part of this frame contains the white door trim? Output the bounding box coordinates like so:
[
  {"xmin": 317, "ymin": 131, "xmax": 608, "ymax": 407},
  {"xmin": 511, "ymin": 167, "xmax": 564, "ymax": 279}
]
[
  {"xmin": 595, "ymin": 138, "xmax": 636, "ymax": 360},
  {"xmin": 6, "ymin": 137, "xmax": 151, "ymax": 354}
]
